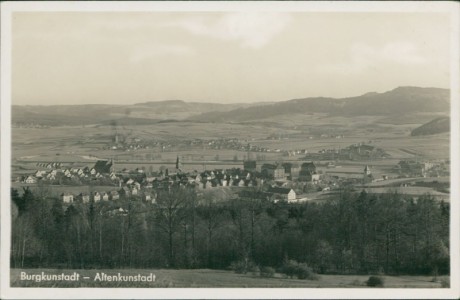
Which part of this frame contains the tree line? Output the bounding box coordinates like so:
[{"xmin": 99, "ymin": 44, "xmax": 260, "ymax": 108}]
[{"xmin": 11, "ymin": 186, "xmax": 449, "ymax": 275}]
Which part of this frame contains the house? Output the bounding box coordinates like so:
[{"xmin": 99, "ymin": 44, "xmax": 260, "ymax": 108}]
[
  {"xmin": 144, "ymin": 193, "xmax": 152, "ymax": 202},
  {"xmin": 93, "ymin": 192, "xmax": 101, "ymax": 202},
  {"xmin": 283, "ymin": 163, "xmax": 301, "ymax": 179},
  {"xmin": 131, "ymin": 186, "xmax": 139, "ymax": 195},
  {"xmin": 101, "ymin": 192, "xmax": 110, "ymax": 201},
  {"xmin": 143, "ymin": 192, "xmax": 156, "ymax": 203},
  {"xmin": 24, "ymin": 176, "xmax": 37, "ymax": 184},
  {"xmin": 61, "ymin": 193, "xmax": 74, "ymax": 203},
  {"xmin": 299, "ymin": 162, "xmax": 320, "ymax": 182},
  {"xmin": 261, "ymin": 164, "xmax": 277, "ymax": 178},
  {"xmin": 268, "ymin": 187, "xmax": 296, "ymax": 202},
  {"xmin": 79, "ymin": 193, "xmax": 90, "ymax": 203},
  {"xmin": 110, "ymin": 190, "xmax": 120, "ymax": 200},
  {"xmin": 204, "ymin": 181, "xmax": 213, "ymax": 189},
  {"xmin": 273, "ymin": 165, "xmax": 286, "ymax": 179},
  {"xmin": 34, "ymin": 170, "xmax": 45, "ymax": 178}
]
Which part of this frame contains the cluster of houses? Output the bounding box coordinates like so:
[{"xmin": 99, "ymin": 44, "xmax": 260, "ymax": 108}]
[
  {"xmin": 394, "ymin": 160, "xmax": 448, "ymax": 178},
  {"xmin": 20, "ymin": 158, "xmax": 326, "ymax": 205},
  {"xmin": 17, "ymin": 160, "xmax": 116, "ymax": 184},
  {"xmin": 302, "ymin": 143, "xmax": 389, "ymax": 161},
  {"xmin": 254, "ymin": 161, "xmax": 320, "ymax": 183},
  {"xmin": 19, "ymin": 156, "xmax": 402, "ymax": 206},
  {"xmin": 61, "ymin": 185, "xmax": 156, "ymax": 204}
]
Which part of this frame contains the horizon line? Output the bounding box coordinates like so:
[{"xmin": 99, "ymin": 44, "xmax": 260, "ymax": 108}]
[{"xmin": 12, "ymin": 85, "xmax": 449, "ymax": 107}]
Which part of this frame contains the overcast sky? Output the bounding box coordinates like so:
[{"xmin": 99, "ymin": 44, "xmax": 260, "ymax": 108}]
[{"xmin": 12, "ymin": 12, "xmax": 450, "ymax": 105}]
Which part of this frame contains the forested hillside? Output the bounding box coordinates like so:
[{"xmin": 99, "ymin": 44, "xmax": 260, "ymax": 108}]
[{"xmin": 11, "ymin": 187, "xmax": 449, "ymax": 276}]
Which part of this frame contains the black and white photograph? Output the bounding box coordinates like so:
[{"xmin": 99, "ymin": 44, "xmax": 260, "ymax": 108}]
[{"xmin": 1, "ymin": 1, "xmax": 459, "ymax": 299}]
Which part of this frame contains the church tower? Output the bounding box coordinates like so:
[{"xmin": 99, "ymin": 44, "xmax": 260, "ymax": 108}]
[
  {"xmin": 363, "ymin": 165, "xmax": 372, "ymax": 184},
  {"xmin": 364, "ymin": 165, "xmax": 371, "ymax": 175},
  {"xmin": 176, "ymin": 155, "xmax": 182, "ymax": 172}
]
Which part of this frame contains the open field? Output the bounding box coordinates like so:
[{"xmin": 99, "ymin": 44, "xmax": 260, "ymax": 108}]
[
  {"xmin": 11, "ymin": 117, "xmax": 450, "ymax": 200},
  {"xmin": 12, "ymin": 116, "xmax": 450, "ymax": 162},
  {"xmin": 10, "ymin": 268, "xmax": 447, "ymax": 288}
]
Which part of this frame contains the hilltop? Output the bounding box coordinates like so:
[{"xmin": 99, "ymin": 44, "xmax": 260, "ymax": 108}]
[
  {"xmin": 188, "ymin": 87, "xmax": 449, "ymax": 122},
  {"xmin": 411, "ymin": 116, "xmax": 450, "ymax": 136},
  {"xmin": 12, "ymin": 86, "xmax": 449, "ymax": 126}
]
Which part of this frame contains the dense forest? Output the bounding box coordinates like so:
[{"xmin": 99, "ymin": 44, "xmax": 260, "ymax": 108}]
[{"xmin": 11, "ymin": 186, "xmax": 449, "ymax": 276}]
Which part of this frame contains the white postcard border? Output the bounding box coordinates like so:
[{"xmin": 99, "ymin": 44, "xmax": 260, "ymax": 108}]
[{"xmin": 1, "ymin": 1, "xmax": 459, "ymax": 299}]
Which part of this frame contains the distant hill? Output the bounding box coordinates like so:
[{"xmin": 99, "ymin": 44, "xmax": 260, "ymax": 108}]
[
  {"xmin": 411, "ymin": 117, "xmax": 450, "ymax": 136},
  {"xmin": 188, "ymin": 87, "xmax": 449, "ymax": 122},
  {"xmin": 12, "ymin": 86, "xmax": 449, "ymax": 126},
  {"xmin": 12, "ymin": 101, "xmax": 262, "ymax": 126}
]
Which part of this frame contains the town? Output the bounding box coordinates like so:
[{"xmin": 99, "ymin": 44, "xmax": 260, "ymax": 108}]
[{"xmin": 15, "ymin": 150, "xmax": 450, "ymax": 206}]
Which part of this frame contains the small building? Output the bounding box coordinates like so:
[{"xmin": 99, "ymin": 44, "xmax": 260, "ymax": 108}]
[
  {"xmin": 101, "ymin": 192, "xmax": 109, "ymax": 201},
  {"xmin": 61, "ymin": 193, "xmax": 74, "ymax": 203},
  {"xmin": 131, "ymin": 186, "xmax": 139, "ymax": 196},
  {"xmin": 79, "ymin": 193, "xmax": 90, "ymax": 203},
  {"xmin": 110, "ymin": 190, "xmax": 120, "ymax": 200},
  {"xmin": 34, "ymin": 170, "xmax": 45, "ymax": 178},
  {"xmin": 93, "ymin": 192, "xmax": 101, "ymax": 202},
  {"xmin": 273, "ymin": 165, "xmax": 286, "ymax": 180},
  {"xmin": 283, "ymin": 163, "xmax": 300, "ymax": 179},
  {"xmin": 24, "ymin": 176, "xmax": 37, "ymax": 184},
  {"xmin": 268, "ymin": 187, "xmax": 296, "ymax": 202}
]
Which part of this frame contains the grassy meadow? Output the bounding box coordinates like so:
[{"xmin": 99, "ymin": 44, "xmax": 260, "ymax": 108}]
[{"xmin": 10, "ymin": 268, "xmax": 448, "ymax": 288}]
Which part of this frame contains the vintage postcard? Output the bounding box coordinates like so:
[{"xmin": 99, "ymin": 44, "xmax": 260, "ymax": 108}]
[{"xmin": 1, "ymin": 1, "xmax": 459, "ymax": 299}]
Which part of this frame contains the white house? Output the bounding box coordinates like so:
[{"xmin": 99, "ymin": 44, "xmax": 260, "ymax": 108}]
[
  {"xmin": 93, "ymin": 192, "xmax": 101, "ymax": 202},
  {"xmin": 24, "ymin": 176, "xmax": 37, "ymax": 184},
  {"xmin": 269, "ymin": 187, "xmax": 297, "ymax": 202},
  {"xmin": 61, "ymin": 193, "xmax": 74, "ymax": 203},
  {"xmin": 101, "ymin": 192, "xmax": 109, "ymax": 201}
]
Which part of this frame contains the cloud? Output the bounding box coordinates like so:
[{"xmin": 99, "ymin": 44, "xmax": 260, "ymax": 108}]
[
  {"xmin": 129, "ymin": 44, "xmax": 194, "ymax": 63},
  {"xmin": 162, "ymin": 12, "xmax": 292, "ymax": 49},
  {"xmin": 321, "ymin": 41, "xmax": 427, "ymax": 74}
]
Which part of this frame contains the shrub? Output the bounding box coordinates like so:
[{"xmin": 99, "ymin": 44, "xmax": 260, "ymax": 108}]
[
  {"xmin": 296, "ymin": 263, "xmax": 314, "ymax": 279},
  {"xmin": 280, "ymin": 260, "xmax": 319, "ymax": 280},
  {"xmin": 280, "ymin": 260, "xmax": 299, "ymax": 278},
  {"xmin": 366, "ymin": 276, "xmax": 384, "ymax": 287},
  {"xmin": 260, "ymin": 266, "xmax": 275, "ymax": 278},
  {"xmin": 250, "ymin": 265, "xmax": 261, "ymax": 276},
  {"xmin": 230, "ymin": 258, "xmax": 257, "ymax": 274}
]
